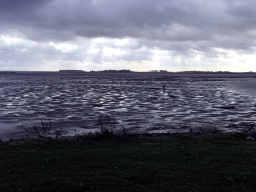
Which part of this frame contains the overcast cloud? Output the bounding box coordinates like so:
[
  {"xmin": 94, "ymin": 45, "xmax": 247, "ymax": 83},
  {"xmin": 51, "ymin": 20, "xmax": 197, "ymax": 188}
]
[{"xmin": 1, "ymin": 0, "xmax": 256, "ymax": 72}]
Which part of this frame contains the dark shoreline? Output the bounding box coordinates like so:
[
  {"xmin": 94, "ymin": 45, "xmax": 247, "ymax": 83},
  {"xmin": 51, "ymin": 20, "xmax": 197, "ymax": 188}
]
[
  {"xmin": 1, "ymin": 71, "xmax": 256, "ymax": 78},
  {"xmin": 3, "ymin": 120, "xmax": 256, "ymax": 144}
]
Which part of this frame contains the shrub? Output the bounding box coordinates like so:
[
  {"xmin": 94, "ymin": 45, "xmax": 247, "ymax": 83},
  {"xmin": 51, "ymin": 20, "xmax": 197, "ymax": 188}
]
[
  {"xmin": 197, "ymin": 124, "xmax": 222, "ymax": 134},
  {"xmin": 96, "ymin": 114, "xmax": 118, "ymax": 136},
  {"xmin": 33, "ymin": 121, "xmax": 52, "ymax": 138}
]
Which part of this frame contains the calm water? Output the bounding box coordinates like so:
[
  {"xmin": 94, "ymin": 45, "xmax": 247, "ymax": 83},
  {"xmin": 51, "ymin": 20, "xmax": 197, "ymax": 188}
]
[{"xmin": 1, "ymin": 74, "xmax": 256, "ymax": 140}]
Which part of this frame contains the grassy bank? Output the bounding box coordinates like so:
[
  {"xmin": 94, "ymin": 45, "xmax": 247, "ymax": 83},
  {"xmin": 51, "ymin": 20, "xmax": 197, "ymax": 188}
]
[{"xmin": 1, "ymin": 133, "xmax": 256, "ymax": 191}]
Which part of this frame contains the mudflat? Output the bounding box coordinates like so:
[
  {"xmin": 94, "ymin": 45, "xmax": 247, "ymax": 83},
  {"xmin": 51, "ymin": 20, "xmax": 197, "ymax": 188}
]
[{"xmin": 1, "ymin": 72, "xmax": 256, "ymax": 140}]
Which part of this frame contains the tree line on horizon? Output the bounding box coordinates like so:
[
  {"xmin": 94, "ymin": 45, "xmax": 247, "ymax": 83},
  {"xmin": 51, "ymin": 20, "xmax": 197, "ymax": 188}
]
[
  {"xmin": 88, "ymin": 70, "xmax": 255, "ymax": 74},
  {"xmin": 1, "ymin": 70, "xmax": 254, "ymax": 74}
]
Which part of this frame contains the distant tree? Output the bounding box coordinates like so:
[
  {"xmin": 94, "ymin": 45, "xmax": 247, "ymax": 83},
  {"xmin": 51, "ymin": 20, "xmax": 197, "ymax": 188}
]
[{"xmin": 150, "ymin": 70, "xmax": 159, "ymax": 72}]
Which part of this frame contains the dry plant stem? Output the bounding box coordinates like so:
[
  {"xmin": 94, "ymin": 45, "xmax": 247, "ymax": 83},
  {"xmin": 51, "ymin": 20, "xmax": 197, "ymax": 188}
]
[
  {"xmin": 33, "ymin": 121, "xmax": 52, "ymax": 137},
  {"xmin": 96, "ymin": 114, "xmax": 118, "ymax": 135}
]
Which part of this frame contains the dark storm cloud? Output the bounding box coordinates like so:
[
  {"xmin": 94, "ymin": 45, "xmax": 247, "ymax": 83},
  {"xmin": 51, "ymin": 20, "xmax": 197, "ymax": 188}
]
[
  {"xmin": 1, "ymin": 0, "xmax": 256, "ymax": 72},
  {"xmin": 0, "ymin": 0, "xmax": 50, "ymax": 11},
  {"xmin": 0, "ymin": 1, "xmax": 203, "ymax": 39},
  {"xmin": 1, "ymin": 0, "xmax": 254, "ymax": 52},
  {"xmin": 0, "ymin": 0, "xmax": 51, "ymax": 23}
]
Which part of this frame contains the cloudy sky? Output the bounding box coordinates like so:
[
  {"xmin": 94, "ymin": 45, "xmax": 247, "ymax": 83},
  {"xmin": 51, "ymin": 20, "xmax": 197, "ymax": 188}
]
[{"xmin": 1, "ymin": 0, "xmax": 256, "ymax": 72}]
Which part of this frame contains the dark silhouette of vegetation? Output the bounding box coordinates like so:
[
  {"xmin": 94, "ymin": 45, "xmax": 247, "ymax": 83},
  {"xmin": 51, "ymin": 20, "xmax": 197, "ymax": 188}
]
[
  {"xmin": 90, "ymin": 69, "xmax": 133, "ymax": 73},
  {"xmin": 33, "ymin": 121, "xmax": 52, "ymax": 138},
  {"xmin": 96, "ymin": 114, "xmax": 118, "ymax": 136}
]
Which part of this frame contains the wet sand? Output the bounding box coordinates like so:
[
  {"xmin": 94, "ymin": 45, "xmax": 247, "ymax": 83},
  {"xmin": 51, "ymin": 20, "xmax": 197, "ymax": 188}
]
[{"xmin": 1, "ymin": 73, "xmax": 256, "ymax": 140}]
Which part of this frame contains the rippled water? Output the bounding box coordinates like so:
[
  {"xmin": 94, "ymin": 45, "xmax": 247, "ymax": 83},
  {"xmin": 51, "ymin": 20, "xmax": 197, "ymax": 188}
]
[{"xmin": 1, "ymin": 74, "xmax": 256, "ymax": 140}]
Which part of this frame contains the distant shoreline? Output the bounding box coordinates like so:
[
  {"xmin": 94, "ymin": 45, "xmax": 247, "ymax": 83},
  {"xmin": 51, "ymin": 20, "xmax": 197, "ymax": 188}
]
[{"xmin": 1, "ymin": 70, "xmax": 256, "ymax": 78}]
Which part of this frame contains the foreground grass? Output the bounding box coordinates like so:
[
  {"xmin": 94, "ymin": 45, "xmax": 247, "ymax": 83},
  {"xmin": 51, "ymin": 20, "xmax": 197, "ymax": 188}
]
[{"xmin": 1, "ymin": 133, "xmax": 256, "ymax": 191}]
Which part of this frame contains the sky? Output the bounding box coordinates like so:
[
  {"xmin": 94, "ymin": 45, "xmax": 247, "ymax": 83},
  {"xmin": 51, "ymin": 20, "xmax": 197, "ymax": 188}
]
[{"xmin": 1, "ymin": 0, "xmax": 256, "ymax": 72}]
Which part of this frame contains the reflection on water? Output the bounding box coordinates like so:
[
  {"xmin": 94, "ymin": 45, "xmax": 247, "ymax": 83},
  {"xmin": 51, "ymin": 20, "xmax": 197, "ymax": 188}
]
[
  {"xmin": 1, "ymin": 74, "xmax": 256, "ymax": 140},
  {"xmin": 227, "ymin": 78, "xmax": 256, "ymax": 98}
]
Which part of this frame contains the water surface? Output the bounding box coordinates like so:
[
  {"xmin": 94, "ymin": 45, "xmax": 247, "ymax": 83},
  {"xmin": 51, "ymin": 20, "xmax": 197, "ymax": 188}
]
[{"xmin": 1, "ymin": 74, "xmax": 256, "ymax": 140}]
